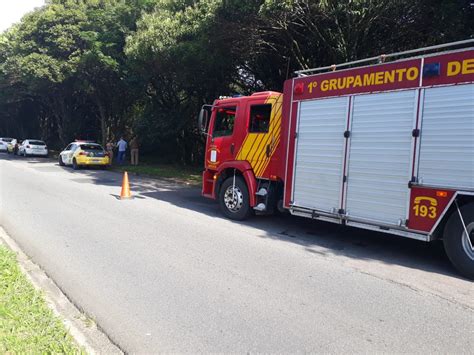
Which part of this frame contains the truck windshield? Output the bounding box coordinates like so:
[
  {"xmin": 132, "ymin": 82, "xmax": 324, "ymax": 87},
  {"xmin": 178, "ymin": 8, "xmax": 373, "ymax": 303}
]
[{"xmin": 213, "ymin": 106, "xmax": 236, "ymax": 137}]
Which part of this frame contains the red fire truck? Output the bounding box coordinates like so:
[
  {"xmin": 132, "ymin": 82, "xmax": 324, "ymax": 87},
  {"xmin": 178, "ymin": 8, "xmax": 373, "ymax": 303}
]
[{"xmin": 198, "ymin": 40, "xmax": 474, "ymax": 278}]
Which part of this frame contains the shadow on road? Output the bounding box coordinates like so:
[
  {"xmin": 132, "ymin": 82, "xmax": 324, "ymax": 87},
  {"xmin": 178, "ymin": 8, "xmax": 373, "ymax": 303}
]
[
  {"xmin": 141, "ymin": 188, "xmax": 458, "ymax": 280},
  {"xmin": 2, "ymin": 153, "xmax": 463, "ymax": 280}
]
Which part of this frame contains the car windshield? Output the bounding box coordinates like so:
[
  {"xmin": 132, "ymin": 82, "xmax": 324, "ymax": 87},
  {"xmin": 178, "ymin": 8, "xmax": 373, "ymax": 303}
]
[
  {"xmin": 29, "ymin": 140, "xmax": 46, "ymax": 146},
  {"xmin": 1, "ymin": 138, "xmax": 14, "ymax": 142},
  {"xmin": 81, "ymin": 144, "xmax": 103, "ymax": 151}
]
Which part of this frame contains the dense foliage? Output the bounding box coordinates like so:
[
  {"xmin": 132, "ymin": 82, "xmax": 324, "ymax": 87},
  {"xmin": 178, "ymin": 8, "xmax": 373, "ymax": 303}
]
[{"xmin": 0, "ymin": 0, "xmax": 472, "ymax": 164}]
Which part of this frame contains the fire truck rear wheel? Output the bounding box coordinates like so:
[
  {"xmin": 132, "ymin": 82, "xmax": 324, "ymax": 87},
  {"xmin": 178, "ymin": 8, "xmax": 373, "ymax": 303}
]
[
  {"xmin": 443, "ymin": 202, "xmax": 474, "ymax": 280},
  {"xmin": 219, "ymin": 176, "xmax": 251, "ymax": 220}
]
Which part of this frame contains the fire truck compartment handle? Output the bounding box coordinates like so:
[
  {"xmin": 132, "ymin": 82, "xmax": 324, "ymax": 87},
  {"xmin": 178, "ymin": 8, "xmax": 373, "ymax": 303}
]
[
  {"xmin": 266, "ymin": 144, "xmax": 271, "ymax": 157},
  {"xmin": 230, "ymin": 143, "xmax": 235, "ymax": 155}
]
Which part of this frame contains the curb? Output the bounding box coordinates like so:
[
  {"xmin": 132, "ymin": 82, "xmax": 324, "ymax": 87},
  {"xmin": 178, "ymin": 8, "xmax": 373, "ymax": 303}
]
[
  {"xmin": 109, "ymin": 167, "xmax": 201, "ymax": 187},
  {"xmin": 0, "ymin": 227, "xmax": 123, "ymax": 355},
  {"xmin": 6, "ymin": 153, "xmax": 200, "ymax": 187}
]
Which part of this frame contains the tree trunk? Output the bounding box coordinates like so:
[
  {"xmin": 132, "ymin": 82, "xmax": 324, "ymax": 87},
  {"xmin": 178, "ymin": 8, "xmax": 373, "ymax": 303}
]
[
  {"xmin": 48, "ymin": 95, "xmax": 66, "ymax": 147},
  {"xmin": 95, "ymin": 95, "xmax": 107, "ymax": 145}
]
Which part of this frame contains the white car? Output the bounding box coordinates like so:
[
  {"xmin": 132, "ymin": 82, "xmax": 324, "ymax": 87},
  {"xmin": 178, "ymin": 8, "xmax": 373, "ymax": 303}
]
[
  {"xmin": 0, "ymin": 137, "xmax": 14, "ymax": 152},
  {"xmin": 18, "ymin": 139, "xmax": 49, "ymax": 157}
]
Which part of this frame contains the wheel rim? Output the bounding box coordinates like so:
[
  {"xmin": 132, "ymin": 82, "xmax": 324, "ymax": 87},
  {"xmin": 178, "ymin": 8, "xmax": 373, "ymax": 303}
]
[
  {"xmin": 224, "ymin": 184, "xmax": 244, "ymax": 213},
  {"xmin": 461, "ymin": 222, "xmax": 474, "ymax": 261}
]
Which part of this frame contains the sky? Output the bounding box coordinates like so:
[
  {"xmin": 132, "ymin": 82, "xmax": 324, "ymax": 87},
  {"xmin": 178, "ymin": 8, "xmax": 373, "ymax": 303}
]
[{"xmin": 0, "ymin": 0, "xmax": 45, "ymax": 32}]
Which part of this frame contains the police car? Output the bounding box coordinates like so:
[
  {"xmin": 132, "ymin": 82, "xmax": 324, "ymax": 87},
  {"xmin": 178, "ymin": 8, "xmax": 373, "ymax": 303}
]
[{"xmin": 59, "ymin": 141, "xmax": 110, "ymax": 169}]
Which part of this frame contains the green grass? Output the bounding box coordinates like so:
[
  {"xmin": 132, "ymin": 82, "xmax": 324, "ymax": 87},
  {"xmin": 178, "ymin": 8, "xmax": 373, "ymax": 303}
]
[
  {"xmin": 112, "ymin": 163, "xmax": 202, "ymax": 184},
  {"xmin": 0, "ymin": 246, "xmax": 82, "ymax": 354}
]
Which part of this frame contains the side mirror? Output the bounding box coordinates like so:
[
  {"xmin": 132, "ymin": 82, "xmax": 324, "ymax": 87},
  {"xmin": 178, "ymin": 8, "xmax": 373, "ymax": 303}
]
[{"xmin": 198, "ymin": 106, "xmax": 211, "ymax": 135}]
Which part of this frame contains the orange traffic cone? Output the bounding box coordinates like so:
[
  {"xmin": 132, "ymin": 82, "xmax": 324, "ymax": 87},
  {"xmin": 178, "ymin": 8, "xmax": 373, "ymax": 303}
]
[{"xmin": 120, "ymin": 171, "xmax": 132, "ymax": 199}]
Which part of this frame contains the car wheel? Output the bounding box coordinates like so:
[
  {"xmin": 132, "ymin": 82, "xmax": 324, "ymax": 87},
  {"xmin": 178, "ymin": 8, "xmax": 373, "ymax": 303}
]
[
  {"xmin": 59, "ymin": 155, "xmax": 65, "ymax": 166},
  {"xmin": 443, "ymin": 202, "xmax": 474, "ymax": 280},
  {"xmin": 72, "ymin": 158, "xmax": 79, "ymax": 170},
  {"xmin": 218, "ymin": 176, "xmax": 252, "ymax": 221}
]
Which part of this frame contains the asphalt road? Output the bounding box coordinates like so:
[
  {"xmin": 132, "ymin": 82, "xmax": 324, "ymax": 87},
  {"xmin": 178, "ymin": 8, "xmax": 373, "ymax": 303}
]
[{"xmin": 0, "ymin": 153, "xmax": 472, "ymax": 353}]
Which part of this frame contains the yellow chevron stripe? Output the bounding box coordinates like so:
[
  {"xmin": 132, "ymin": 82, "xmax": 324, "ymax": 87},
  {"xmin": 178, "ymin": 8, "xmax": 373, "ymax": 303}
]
[
  {"xmin": 255, "ymin": 125, "xmax": 281, "ymax": 176},
  {"xmin": 244, "ymin": 133, "xmax": 266, "ymax": 162},
  {"xmin": 246, "ymin": 119, "xmax": 273, "ymax": 164},
  {"xmin": 253, "ymin": 120, "xmax": 280, "ymax": 176},
  {"xmin": 234, "ymin": 136, "xmax": 247, "ymax": 160},
  {"xmin": 257, "ymin": 135, "xmax": 280, "ymax": 177},
  {"xmin": 251, "ymin": 126, "xmax": 275, "ymax": 171},
  {"xmin": 236, "ymin": 134, "xmax": 256, "ymax": 160}
]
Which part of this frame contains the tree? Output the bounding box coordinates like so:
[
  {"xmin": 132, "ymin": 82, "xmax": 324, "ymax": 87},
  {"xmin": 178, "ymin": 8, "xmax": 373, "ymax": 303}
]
[{"xmin": 0, "ymin": 0, "xmax": 472, "ymax": 161}]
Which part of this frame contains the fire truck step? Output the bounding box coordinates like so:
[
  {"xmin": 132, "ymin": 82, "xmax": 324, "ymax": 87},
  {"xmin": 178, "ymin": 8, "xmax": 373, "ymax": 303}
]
[
  {"xmin": 253, "ymin": 203, "xmax": 266, "ymax": 212},
  {"xmin": 255, "ymin": 188, "xmax": 268, "ymax": 197}
]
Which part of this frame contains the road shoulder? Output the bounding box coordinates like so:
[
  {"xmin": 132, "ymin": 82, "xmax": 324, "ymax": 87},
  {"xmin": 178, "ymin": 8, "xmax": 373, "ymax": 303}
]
[{"xmin": 0, "ymin": 227, "xmax": 123, "ymax": 355}]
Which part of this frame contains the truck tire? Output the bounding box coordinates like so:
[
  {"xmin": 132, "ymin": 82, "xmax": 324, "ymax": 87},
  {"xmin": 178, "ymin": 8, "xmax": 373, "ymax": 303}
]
[
  {"xmin": 443, "ymin": 202, "xmax": 474, "ymax": 279},
  {"xmin": 219, "ymin": 176, "xmax": 252, "ymax": 220}
]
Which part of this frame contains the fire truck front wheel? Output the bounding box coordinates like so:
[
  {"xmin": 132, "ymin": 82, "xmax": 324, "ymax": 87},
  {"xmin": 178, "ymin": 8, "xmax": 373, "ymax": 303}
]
[
  {"xmin": 443, "ymin": 202, "xmax": 474, "ymax": 280},
  {"xmin": 219, "ymin": 176, "xmax": 252, "ymax": 220}
]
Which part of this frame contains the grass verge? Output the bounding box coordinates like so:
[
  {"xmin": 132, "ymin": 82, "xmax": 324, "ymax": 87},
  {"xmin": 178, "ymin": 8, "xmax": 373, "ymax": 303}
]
[
  {"xmin": 112, "ymin": 163, "xmax": 202, "ymax": 184},
  {"xmin": 0, "ymin": 246, "xmax": 82, "ymax": 353}
]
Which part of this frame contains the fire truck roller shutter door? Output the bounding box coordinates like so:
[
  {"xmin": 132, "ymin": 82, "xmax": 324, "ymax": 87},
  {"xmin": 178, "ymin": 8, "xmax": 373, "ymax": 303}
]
[
  {"xmin": 292, "ymin": 96, "xmax": 348, "ymax": 213},
  {"xmin": 345, "ymin": 90, "xmax": 417, "ymax": 226},
  {"xmin": 418, "ymin": 84, "xmax": 474, "ymax": 190}
]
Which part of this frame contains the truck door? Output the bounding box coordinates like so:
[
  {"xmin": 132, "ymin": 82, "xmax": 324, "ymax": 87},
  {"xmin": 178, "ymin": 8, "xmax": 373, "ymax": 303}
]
[
  {"xmin": 235, "ymin": 94, "xmax": 282, "ymax": 178},
  {"xmin": 206, "ymin": 105, "xmax": 238, "ymax": 169}
]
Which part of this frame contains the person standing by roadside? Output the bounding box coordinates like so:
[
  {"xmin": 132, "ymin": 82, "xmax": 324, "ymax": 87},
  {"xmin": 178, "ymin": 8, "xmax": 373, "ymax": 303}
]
[
  {"xmin": 116, "ymin": 137, "xmax": 127, "ymax": 165},
  {"xmin": 13, "ymin": 139, "xmax": 19, "ymax": 155},
  {"xmin": 106, "ymin": 141, "xmax": 114, "ymax": 166},
  {"xmin": 130, "ymin": 136, "xmax": 139, "ymax": 166}
]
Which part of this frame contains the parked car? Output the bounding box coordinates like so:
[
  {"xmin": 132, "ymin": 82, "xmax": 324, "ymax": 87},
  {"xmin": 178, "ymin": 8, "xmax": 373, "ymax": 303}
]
[
  {"xmin": 18, "ymin": 139, "xmax": 49, "ymax": 157},
  {"xmin": 59, "ymin": 141, "xmax": 109, "ymax": 170},
  {"xmin": 0, "ymin": 137, "xmax": 14, "ymax": 153}
]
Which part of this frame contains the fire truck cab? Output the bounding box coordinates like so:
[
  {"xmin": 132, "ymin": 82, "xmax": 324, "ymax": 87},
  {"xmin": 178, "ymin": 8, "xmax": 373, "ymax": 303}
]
[
  {"xmin": 198, "ymin": 40, "xmax": 474, "ymax": 279},
  {"xmin": 199, "ymin": 91, "xmax": 286, "ymax": 219}
]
